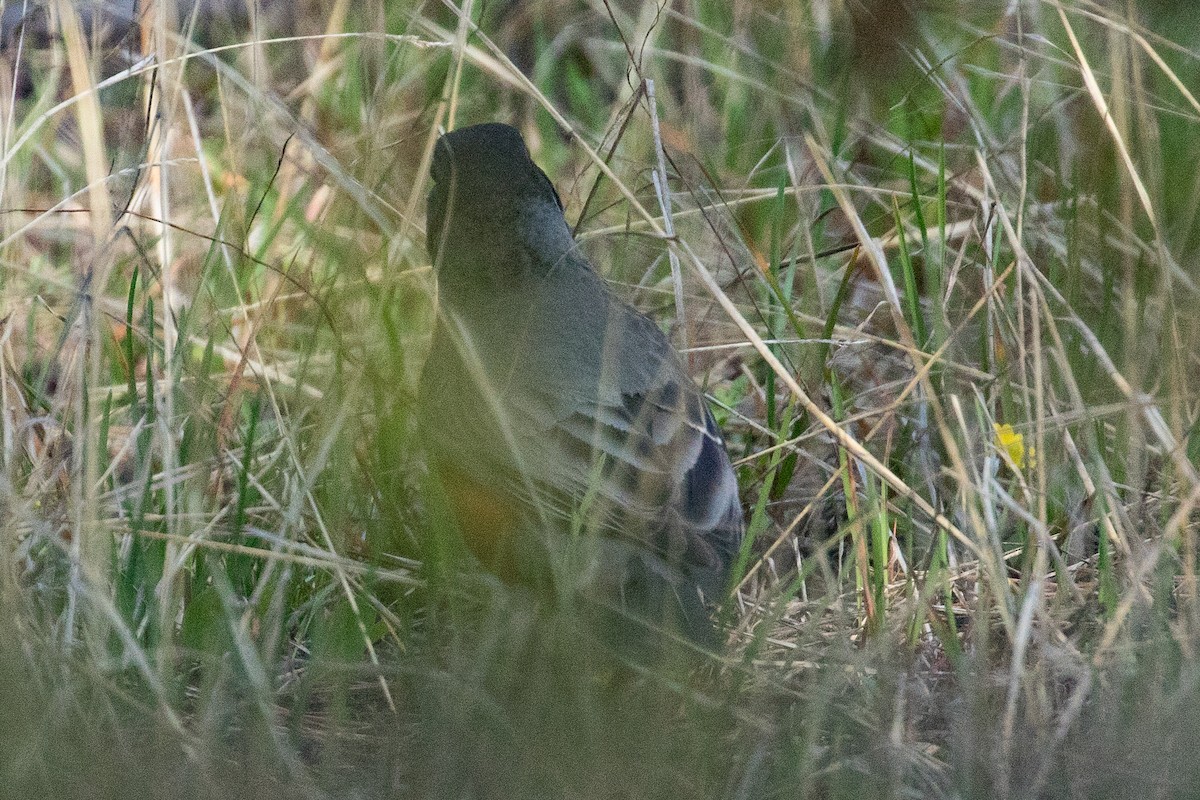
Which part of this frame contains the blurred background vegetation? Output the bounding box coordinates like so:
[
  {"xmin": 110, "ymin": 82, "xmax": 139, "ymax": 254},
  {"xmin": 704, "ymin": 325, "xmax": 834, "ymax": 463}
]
[{"xmin": 1, "ymin": 0, "xmax": 1199, "ymax": 797}]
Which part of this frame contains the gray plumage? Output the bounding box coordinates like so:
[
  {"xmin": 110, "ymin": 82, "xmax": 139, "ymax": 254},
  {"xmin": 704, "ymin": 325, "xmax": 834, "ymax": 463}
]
[{"xmin": 419, "ymin": 123, "xmax": 743, "ymax": 643}]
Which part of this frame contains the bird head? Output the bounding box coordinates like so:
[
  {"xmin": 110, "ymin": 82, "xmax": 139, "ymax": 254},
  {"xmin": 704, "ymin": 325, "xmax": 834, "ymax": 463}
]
[{"xmin": 426, "ymin": 123, "xmax": 566, "ymax": 268}]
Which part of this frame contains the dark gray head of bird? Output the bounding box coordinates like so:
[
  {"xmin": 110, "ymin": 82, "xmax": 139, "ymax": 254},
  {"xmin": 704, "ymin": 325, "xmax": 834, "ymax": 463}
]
[
  {"xmin": 427, "ymin": 123, "xmax": 576, "ymax": 298},
  {"xmin": 426, "ymin": 123, "xmax": 567, "ymax": 271}
]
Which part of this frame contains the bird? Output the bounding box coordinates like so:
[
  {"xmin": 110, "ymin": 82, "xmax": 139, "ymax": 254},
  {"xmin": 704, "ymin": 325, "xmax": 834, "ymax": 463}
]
[{"xmin": 418, "ymin": 122, "xmax": 743, "ymax": 647}]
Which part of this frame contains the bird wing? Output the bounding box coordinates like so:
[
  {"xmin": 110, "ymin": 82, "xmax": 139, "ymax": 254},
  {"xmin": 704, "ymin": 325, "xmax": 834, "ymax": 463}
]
[{"xmin": 508, "ymin": 270, "xmax": 743, "ymax": 579}]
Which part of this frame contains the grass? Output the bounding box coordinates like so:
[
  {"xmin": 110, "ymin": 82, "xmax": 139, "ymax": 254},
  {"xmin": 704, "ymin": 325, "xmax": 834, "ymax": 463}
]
[{"xmin": 1, "ymin": 0, "xmax": 1199, "ymax": 797}]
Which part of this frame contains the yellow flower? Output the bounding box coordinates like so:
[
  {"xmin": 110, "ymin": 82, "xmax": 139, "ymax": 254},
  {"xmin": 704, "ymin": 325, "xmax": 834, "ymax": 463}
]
[{"xmin": 994, "ymin": 423, "xmax": 1034, "ymax": 469}]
